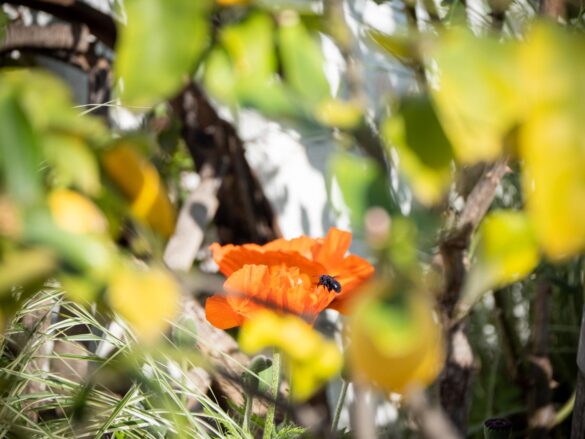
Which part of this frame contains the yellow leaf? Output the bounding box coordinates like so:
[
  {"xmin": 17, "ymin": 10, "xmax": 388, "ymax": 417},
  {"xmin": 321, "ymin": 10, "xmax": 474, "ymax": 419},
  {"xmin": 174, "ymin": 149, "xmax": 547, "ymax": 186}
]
[
  {"xmin": 349, "ymin": 286, "xmax": 444, "ymax": 395},
  {"xmin": 315, "ymin": 98, "xmax": 363, "ymax": 129},
  {"xmin": 102, "ymin": 143, "xmax": 176, "ymax": 238},
  {"xmin": 477, "ymin": 210, "xmax": 539, "ymax": 285},
  {"xmin": 428, "ymin": 29, "xmax": 522, "ymax": 164},
  {"xmin": 48, "ymin": 189, "xmax": 108, "ymax": 235},
  {"xmin": 518, "ymin": 24, "xmax": 585, "ymax": 260},
  {"xmin": 520, "ymin": 114, "xmax": 585, "ymax": 259},
  {"xmin": 456, "ymin": 210, "xmax": 539, "ymax": 320},
  {"xmin": 108, "ymin": 265, "xmax": 180, "ymax": 343},
  {"xmin": 239, "ymin": 310, "xmax": 342, "ymax": 401}
]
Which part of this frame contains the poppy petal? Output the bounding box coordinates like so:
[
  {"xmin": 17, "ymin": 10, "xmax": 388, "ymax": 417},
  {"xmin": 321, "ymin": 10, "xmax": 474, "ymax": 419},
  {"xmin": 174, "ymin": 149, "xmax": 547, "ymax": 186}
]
[
  {"xmin": 330, "ymin": 255, "xmax": 375, "ymax": 313},
  {"xmin": 210, "ymin": 243, "xmax": 263, "ymax": 276},
  {"xmin": 217, "ymin": 247, "xmax": 326, "ymax": 279},
  {"xmin": 224, "ymin": 264, "xmax": 270, "ymax": 297},
  {"xmin": 335, "ymin": 254, "xmax": 375, "ymax": 292},
  {"xmin": 263, "ymin": 236, "xmax": 316, "ymax": 259},
  {"xmin": 205, "ymin": 295, "xmax": 244, "ymax": 329},
  {"xmin": 314, "ymin": 228, "xmax": 352, "ymax": 271}
]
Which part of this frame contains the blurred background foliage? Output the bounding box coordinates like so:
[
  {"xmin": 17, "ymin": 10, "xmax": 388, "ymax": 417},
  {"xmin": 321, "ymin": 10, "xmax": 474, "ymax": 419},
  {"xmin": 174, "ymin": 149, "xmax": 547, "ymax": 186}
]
[{"xmin": 1, "ymin": 0, "xmax": 585, "ymax": 438}]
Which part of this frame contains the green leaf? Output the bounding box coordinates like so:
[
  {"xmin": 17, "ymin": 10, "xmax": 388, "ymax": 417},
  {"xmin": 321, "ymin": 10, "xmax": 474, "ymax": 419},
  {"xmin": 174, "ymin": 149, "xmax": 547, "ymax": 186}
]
[
  {"xmin": 23, "ymin": 208, "xmax": 114, "ymax": 280},
  {"xmin": 43, "ymin": 134, "xmax": 101, "ymax": 196},
  {"xmin": 368, "ymin": 30, "xmax": 420, "ymax": 66},
  {"xmin": 203, "ymin": 47, "xmax": 238, "ymax": 104},
  {"xmin": 278, "ymin": 12, "xmax": 330, "ymax": 104},
  {"xmin": 0, "ymin": 92, "xmax": 43, "ymax": 207},
  {"xmin": 329, "ymin": 152, "xmax": 395, "ymax": 229},
  {"xmin": 205, "ymin": 12, "xmax": 302, "ymax": 117},
  {"xmin": 382, "ymin": 96, "xmax": 454, "ymax": 205},
  {"xmin": 0, "ymin": 248, "xmax": 56, "ymax": 297},
  {"xmin": 1, "ymin": 70, "xmax": 108, "ymax": 145},
  {"xmin": 238, "ymin": 81, "xmax": 300, "ymax": 118},
  {"xmin": 115, "ymin": 0, "xmax": 211, "ymax": 107},
  {"xmin": 221, "ymin": 12, "xmax": 276, "ymax": 82}
]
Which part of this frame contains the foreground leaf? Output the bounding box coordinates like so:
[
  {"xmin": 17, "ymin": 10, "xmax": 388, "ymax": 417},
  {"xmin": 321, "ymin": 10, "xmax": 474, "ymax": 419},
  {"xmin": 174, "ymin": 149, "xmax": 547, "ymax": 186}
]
[
  {"xmin": 428, "ymin": 29, "xmax": 522, "ymax": 164},
  {"xmin": 518, "ymin": 24, "xmax": 585, "ymax": 260},
  {"xmin": 108, "ymin": 265, "xmax": 181, "ymax": 342},
  {"xmin": 383, "ymin": 96, "xmax": 454, "ymax": 205},
  {"xmin": 115, "ymin": 0, "xmax": 211, "ymax": 107}
]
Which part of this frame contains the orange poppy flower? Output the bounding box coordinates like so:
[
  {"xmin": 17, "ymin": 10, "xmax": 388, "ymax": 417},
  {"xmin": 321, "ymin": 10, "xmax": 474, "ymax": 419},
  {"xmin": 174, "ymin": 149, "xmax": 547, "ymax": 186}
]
[
  {"xmin": 206, "ymin": 227, "xmax": 374, "ymax": 323},
  {"xmin": 206, "ymin": 264, "xmax": 337, "ymax": 329}
]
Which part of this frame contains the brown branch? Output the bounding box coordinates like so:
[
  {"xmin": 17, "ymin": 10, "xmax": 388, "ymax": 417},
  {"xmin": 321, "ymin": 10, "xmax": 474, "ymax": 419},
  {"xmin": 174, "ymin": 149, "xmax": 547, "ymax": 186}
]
[
  {"xmin": 0, "ymin": 23, "xmax": 91, "ymax": 53},
  {"xmin": 540, "ymin": 0, "xmax": 566, "ymax": 18},
  {"xmin": 527, "ymin": 281, "xmax": 555, "ymax": 438},
  {"xmin": 456, "ymin": 158, "xmax": 509, "ymax": 233},
  {"xmin": 493, "ymin": 288, "xmax": 527, "ymax": 387},
  {"xmin": 407, "ymin": 388, "xmax": 462, "ymax": 439},
  {"xmin": 437, "ymin": 158, "xmax": 509, "ymax": 434},
  {"xmin": 3, "ymin": 0, "xmax": 117, "ymax": 48},
  {"xmin": 571, "ymin": 369, "xmax": 585, "ymax": 439},
  {"xmin": 170, "ymin": 82, "xmax": 281, "ymax": 245}
]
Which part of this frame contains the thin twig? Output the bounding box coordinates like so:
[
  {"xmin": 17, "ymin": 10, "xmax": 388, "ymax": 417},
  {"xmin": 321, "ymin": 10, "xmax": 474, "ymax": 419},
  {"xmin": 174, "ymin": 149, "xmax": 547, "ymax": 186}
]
[
  {"xmin": 331, "ymin": 379, "xmax": 349, "ymax": 433},
  {"xmin": 407, "ymin": 387, "xmax": 462, "ymax": 439},
  {"xmin": 493, "ymin": 288, "xmax": 527, "ymax": 387},
  {"xmin": 527, "ymin": 281, "xmax": 555, "ymax": 438},
  {"xmin": 351, "ymin": 384, "xmax": 377, "ymax": 439}
]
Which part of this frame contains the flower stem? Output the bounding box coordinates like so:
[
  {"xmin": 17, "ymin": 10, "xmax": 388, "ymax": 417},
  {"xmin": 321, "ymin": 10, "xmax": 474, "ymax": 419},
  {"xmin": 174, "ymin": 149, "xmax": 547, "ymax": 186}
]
[
  {"xmin": 331, "ymin": 379, "xmax": 349, "ymax": 433},
  {"xmin": 243, "ymin": 392, "xmax": 253, "ymax": 434},
  {"xmin": 263, "ymin": 350, "xmax": 281, "ymax": 439}
]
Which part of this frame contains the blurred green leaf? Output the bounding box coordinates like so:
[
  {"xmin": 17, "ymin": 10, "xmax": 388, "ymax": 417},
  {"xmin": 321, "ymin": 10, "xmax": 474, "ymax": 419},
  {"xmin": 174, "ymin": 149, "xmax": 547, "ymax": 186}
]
[
  {"xmin": 329, "ymin": 152, "xmax": 394, "ymax": 229},
  {"xmin": 277, "ymin": 12, "xmax": 330, "ymax": 104},
  {"xmin": 205, "ymin": 11, "xmax": 301, "ymax": 117},
  {"xmin": 238, "ymin": 81, "xmax": 300, "ymax": 117},
  {"xmin": 368, "ymin": 30, "xmax": 420, "ymax": 65},
  {"xmin": 44, "ymin": 134, "xmax": 101, "ymax": 196},
  {"xmin": 60, "ymin": 273, "xmax": 102, "ymax": 304},
  {"xmin": 387, "ymin": 217, "xmax": 419, "ymax": 270},
  {"xmin": 0, "ymin": 248, "xmax": 56, "ymax": 297},
  {"xmin": 221, "ymin": 12, "xmax": 276, "ymax": 82},
  {"xmin": 5, "ymin": 70, "xmax": 73, "ymax": 129},
  {"xmin": 23, "ymin": 208, "xmax": 114, "ymax": 280},
  {"xmin": 115, "ymin": 0, "xmax": 211, "ymax": 107},
  {"xmin": 1, "ymin": 70, "xmax": 109, "ymax": 146},
  {"xmin": 203, "ymin": 47, "xmax": 238, "ymax": 104},
  {"xmin": 383, "ymin": 96, "xmax": 454, "ymax": 205},
  {"xmin": 0, "ymin": 92, "xmax": 43, "ymax": 207},
  {"xmin": 315, "ymin": 98, "xmax": 363, "ymax": 129}
]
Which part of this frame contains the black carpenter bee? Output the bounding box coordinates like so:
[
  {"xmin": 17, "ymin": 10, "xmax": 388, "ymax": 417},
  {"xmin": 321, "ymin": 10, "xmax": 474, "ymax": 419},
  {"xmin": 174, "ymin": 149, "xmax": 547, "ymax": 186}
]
[{"xmin": 318, "ymin": 274, "xmax": 342, "ymax": 293}]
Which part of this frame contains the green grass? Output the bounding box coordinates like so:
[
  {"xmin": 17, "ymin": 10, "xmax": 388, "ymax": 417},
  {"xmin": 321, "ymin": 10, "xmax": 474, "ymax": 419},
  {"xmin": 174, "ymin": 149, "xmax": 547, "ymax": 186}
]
[{"xmin": 0, "ymin": 288, "xmax": 253, "ymax": 439}]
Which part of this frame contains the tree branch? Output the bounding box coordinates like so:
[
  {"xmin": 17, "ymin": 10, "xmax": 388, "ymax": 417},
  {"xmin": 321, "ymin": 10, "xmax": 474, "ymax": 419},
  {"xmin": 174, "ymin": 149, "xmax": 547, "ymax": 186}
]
[
  {"xmin": 3, "ymin": 0, "xmax": 117, "ymax": 48},
  {"xmin": 170, "ymin": 82, "xmax": 281, "ymax": 245},
  {"xmin": 0, "ymin": 23, "xmax": 91, "ymax": 53},
  {"xmin": 437, "ymin": 158, "xmax": 509, "ymax": 434},
  {"xmin": 528, "ymin": 281, "xmax": 555, "ymax": 438}
]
